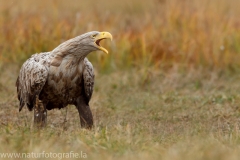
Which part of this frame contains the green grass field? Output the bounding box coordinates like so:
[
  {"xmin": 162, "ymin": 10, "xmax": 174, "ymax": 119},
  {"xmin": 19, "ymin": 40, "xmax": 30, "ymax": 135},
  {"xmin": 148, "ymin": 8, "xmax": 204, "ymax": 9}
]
[{"xmin": 1, "ymin": 0, "xmax": 240, "ymax": 160}]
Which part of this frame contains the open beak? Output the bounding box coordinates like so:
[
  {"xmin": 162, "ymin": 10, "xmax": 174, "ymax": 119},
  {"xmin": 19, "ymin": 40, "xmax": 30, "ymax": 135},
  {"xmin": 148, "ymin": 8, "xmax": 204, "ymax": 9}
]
[{"xmin": 94, "ymin": 32, "xmax": 113, "ymax": 54}]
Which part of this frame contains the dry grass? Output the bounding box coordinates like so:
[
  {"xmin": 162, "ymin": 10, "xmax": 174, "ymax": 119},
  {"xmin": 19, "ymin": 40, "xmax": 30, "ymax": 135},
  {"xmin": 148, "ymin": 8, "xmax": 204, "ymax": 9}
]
[
  {"xmin": 0, "ymin": 0, "xmax": 240, "ymax": 160},
  {"xmin": 1, "ymin": 66, "xmax": 240, "ymax": 160}
]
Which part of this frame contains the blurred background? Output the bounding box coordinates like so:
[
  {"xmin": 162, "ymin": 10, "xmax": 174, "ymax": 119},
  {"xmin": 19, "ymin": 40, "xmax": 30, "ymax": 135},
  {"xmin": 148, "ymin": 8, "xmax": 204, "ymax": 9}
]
[
  {"xmin": 1, "ymin": 1, "xmax": 240, "ymax": 159},
  {"xmin": 0, "ymin": 0, "xmax": 239, "ymax": 72}
]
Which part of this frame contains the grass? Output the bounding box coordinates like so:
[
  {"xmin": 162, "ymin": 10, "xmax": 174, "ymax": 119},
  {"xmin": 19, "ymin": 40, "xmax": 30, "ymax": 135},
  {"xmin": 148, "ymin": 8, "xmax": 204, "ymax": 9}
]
[
  {"xmin": 1, "ymin": 0, "xmax": 240, "ymax": 160},
  {"xmin": 2, "ymin": 66, "xmax": 240, "ymax": 160}
]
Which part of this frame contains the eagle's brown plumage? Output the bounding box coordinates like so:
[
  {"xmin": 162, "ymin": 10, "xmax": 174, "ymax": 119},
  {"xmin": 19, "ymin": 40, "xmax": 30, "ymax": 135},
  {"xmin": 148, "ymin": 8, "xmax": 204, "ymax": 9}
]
[{"xmin": 16, "ymin": 31, "xmax": 112, "ymax": 128}]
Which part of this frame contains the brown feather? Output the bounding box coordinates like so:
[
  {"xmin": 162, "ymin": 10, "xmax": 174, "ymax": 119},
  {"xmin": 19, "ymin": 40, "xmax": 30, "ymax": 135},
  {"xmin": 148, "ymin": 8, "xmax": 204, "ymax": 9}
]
[{"xmin": 51, "ymin": 55, "xmax": 63, "ymax": 67}]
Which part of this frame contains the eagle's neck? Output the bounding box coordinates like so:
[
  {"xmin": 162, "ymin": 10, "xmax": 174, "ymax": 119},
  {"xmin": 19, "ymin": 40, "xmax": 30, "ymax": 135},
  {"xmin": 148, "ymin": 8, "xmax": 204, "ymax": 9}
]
[{"xmin": 50, "ymin": 36, "xmax": 94, "ymax": 67}]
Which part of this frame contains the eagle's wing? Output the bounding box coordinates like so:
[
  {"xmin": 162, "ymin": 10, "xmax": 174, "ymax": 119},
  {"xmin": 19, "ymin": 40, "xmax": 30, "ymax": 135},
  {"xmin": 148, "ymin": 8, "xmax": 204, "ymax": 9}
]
[
  {"xmin": 16, "ymin": 53, "xmax": 50, "ymax": 111},
  {"xmin": 83, "ymin": 58, "xmax": 95, "ymax": 103}
]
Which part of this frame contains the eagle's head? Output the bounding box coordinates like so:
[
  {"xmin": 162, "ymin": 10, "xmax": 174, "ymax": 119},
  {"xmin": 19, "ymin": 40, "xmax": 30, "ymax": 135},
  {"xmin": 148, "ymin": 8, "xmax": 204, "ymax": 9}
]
[
  {"xmin": 78, "ymin": 31, "xmax": 113, "ymax": 54},
  {"xmin": 51, "ymin": 31, "xmax": 113, "ymax": 67}
]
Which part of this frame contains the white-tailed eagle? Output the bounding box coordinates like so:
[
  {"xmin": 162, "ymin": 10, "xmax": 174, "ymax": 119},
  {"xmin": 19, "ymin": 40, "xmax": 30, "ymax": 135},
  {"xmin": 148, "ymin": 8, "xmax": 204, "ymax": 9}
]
[{"xmin": 16, "ymin": 31, "xmax": 113, "ymax": 128}]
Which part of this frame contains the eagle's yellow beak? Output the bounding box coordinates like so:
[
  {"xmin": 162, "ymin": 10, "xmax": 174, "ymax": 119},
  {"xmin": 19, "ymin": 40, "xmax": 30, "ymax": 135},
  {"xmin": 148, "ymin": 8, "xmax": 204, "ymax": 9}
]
[{"xmin": 94, "ymin": 32, "xmax": 112, "ymax": 54}]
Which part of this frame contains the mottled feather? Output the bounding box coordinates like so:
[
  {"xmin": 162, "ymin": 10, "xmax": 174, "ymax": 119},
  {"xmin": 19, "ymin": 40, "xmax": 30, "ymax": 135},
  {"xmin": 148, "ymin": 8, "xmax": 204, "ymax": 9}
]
[
  {"xmin": 83, "ymin": 59, "xmax": 95, "ymax": 103},
  {"xmin": 16, "ymin": 52, "xmax": 51, "ymax": 111}
]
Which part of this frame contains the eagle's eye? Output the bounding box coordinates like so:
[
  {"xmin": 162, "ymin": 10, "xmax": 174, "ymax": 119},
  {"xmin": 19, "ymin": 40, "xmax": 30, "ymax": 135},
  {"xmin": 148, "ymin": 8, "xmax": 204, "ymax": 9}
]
[{"xmin": 91, "ymin": 34, "xmax": 97, "ymax": 38}]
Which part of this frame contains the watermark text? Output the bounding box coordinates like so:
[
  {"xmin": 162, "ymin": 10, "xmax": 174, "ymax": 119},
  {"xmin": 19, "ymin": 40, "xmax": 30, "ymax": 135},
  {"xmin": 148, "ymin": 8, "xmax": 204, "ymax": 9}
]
[{"xmin": 0, "ymin": 151, "xmax": 87, "ymax": 159}]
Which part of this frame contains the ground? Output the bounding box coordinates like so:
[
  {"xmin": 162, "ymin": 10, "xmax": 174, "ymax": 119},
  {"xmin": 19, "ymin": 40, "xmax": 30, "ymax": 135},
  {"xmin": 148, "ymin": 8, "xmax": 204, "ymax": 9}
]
[{"xmin": 1, "ymin": 65, "xmax": 240, "ymax": 160}]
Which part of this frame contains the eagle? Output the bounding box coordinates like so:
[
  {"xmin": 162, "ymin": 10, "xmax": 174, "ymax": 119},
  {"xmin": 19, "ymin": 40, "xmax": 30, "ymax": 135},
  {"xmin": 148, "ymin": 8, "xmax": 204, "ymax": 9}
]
[{"xmin": 16, "ymin": 31, "xmax": 112, "ymax": 128}]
